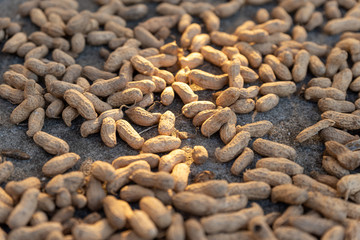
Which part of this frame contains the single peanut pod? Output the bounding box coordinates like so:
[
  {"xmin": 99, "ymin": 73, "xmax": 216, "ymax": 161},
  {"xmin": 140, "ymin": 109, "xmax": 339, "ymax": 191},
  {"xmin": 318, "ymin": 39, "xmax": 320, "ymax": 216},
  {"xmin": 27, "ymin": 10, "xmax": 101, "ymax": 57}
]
[
  {"xmin": 292, "ymin": 49, "xmax": 310, "ymax": 82},
  {"xmin": 158, "ymin": 110, "xmax": 176, "ymax": 136},
  {"xmin": 182, "ymin": 100, "xmax": 216, "ymax": 118},
  {"xmin": 102, "ymin": 196, "xmax": 127, "ymax": 230},
  {"xmin": 130, "ymin": 54, "xmax": 157, "ymax": 76},
  {"xmin": 0, "ymin": 84, "xmax": 24, "ymax": 104},
  {"xmin": 321, "ymin": 110, "xmax": 360, "ymax": 130},
  {"xmin": 188, "ymin": 69, "xmax": 228, "ymax": 90},
  {"xmin": 134, "ymin": 26, "xmax": 164, "ymax": 48},
  {"xmin": 167, "ymin": 213, "xmax": 185, "ymax": 240},
  {"xmin": 200, "ymin": 10, "xmax": 220, "ymax": 33},
  {"xmin": 120, "ymin": 185, "xmax": 154, "ymax": 202},
  {"xmin": 322, "ymin": 226, "xmax": 345, "ymax": 240},
  {"xmin": 332, "ymin": 68, "xmax": 353, "ymax": 93},
  {"xmin": 91, "ymin": 161, "xmax": 116, "ymax": 183},
  {"xmin": 249, "ymin": 215, "xmax": 277, "ymax": 240},
  {"xmin": 227, "ymin": 181, "xmax": 271, "ymax": 200},
  {"xmin": 116, "ymin": 119, "xmax": 144, "ymax": 150},
  {"xmin": 201, "ymin": 45, "xmax": 228, "ymax": 67},
  {"xmin": 107, "ymin": 88, "xmax": 143, "ymax": 107},
  {"xmin": 230, "ymin": 99, "xmax": 255, "ymax": 114},
  {"xmin": 106, "ymin": 161, "xmax": 150, "ymax": 194},
  {"xmin": 140, "ymin": 196, "xmax": 172, "ymax": 229},
  {"xmin": 0, "ymin": 161, "xmax": 13, "ymax": 185},
  {"xmin": 63, "ymin": 89, "xmax": 97, "ymax": 120},
  {"xmin": 89, "ymin": 76, "xmax": 127, "ymax": 98},
  {"xmin": 201, "ymin": 107, "xmax": 232, "ymax": 137},
  {"xmin": 210, "ymin": 31, "xmax": 238, "ymax": 46},
  {"xmin": 259, "ymin": 64, "xmax": 276, "ymax": 83},
  {"xmin": 256, "ymin": 93, "xmax": 280, "ymax": 112},
  {"xmin": 305, "ymin": 87, "xmax": 346, "ymax": 102},
  {"xmin": 7, "ymin": 188, "xmax": 39, "ymax": 229},
  {"xmin": 62, "ymin": 106, "xmax": 78, "ymax": 127},
  {"xmin": 179, "ymin": 52, "xmax": 204, "ymax": 69},
  {"xmin": 160, "ymin": 86, "xmax": 175, "ymax": 106},
  {"xmin": 171, "ymin": 163, "xmax": 190, "ymax": 192},
  {"xmin": 259, "ymin": 81, "xmax": 296, "ymax": 97},
  {"xmin": 322, "ymin": 155, "xmax": 350, "ymax": 179},
  {"xmin": 2, "ymin": 32, "xmax": 27, "ymax": 53},
  {"xmin": 142, "ymin": 135, "xmax": 181, "ymax": 153},
  {"xmin": 128, "ymin": 210, "xmax": 158, "ymax": 240},
  {"xmin": 256, "ymin": 157, "xmax": 303, "ymax": 176},
  {"xmin": 125, "ymin": 107, "xmax": 161, "ymax": 127},
  {"xmin": 236, "ymin": 42, "xmax": 262, "ymax": 68},
  {"xmin": 304, "ymin": 191, "xmax": 347, "ymax": 222},
  {"xmin": 172, "ymin": 191, "xmax": 217, "ymax": 216},
  {"xmin": 244, "ymin": 168, "xmax": 292, "ymax": 187},
  {"xmin": 26, "ymin": 107, "xmax": 45, "ymax": 137},
  {"xmin": 264, "ymin": 54, "xmax": 292, "ymax": 81},
  {"xmin": 172, "ymin": 82, "xmax": 198, "ymax": 104},
  {"xmin": 296, "ymin": 119, "xmax": 336, "ymax": 142},
  {"xmin": 228, "ymin": 59, "xmax": 244, "ymax": 89},
  {"xmin": 200, "ymin": 203, "xmax": 263, "ymax": 234},
  {"xmin": 72, "ymin": 219, "xmax": 116, "ymax": 240},
  {"xmin": 325, "ymin": 47, "xmax": 348, "ymax": 77},
  {"xmin": 112, "ymin": 153, "xmax": 160, "ymax": 169},
  {"xmin": 42, "ymin": 153, "xmax": 80, "ymax": 177},
  {"xmin": 46, "ymin": 99, "xmax": 64, "ymax": 119},
  {"xmin": 192, "ymin": 145, "xmax": 208, "ymax": 165},
  {"xmin": 186, "ymin": 180, "xmax": 228, "ymax": 198},
  {"xmin": 271, "ymin": 184, "xmax": 308, "ymax": 205},
  {"xmin": 130, "ymin": 169, "xmax": 175, "ymax": 190},
  {"xmin": 252, "ymin": 138, "xmax": 297, "ymax": 160},
  {"xmin": 215, "ymin": 131, "xmax": 251, "ymax": 163},
  {"xmin": 309, "ymin": 55, "xmax": 326, "ymax": 77},
  {"xmin": 159, "ymin": 149, "xmax": 186, "ymax": 172},
  {"xmin": 100, "ymin": 117, "xmax": 117, "ymax": 148},
  {"xmin": 230, "ymin": 147, "xmax": 254, "ymax": 176},
  {"xmin": 255, "ymin": 8, "xmax": 270, "ymax": 23},
  {"xmin": 190, "ymin": 33, "xmax": 210, "ymax": 53},
  {"xmin": 33, "ymin": 131, "xmax": 69, "ymax": 155},
  {"xmin": 192, "ymin": 109, "xmax": 217, "ymax": 127},
  {"xmin": 292, "ymin": 174, "xmax": 337, "ymax": 197}
]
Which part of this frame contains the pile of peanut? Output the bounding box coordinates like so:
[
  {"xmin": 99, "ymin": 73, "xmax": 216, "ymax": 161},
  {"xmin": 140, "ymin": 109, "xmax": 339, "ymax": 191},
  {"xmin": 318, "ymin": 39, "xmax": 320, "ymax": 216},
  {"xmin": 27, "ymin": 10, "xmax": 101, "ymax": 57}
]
[{"xmin": 1, "ymin": 0, "xmax": 360, "ymax": 239}]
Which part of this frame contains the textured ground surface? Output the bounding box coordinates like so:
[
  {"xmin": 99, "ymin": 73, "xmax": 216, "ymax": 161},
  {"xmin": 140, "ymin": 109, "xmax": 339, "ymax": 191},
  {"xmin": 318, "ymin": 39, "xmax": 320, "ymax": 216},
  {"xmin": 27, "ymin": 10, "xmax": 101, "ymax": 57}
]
[{"xmin": 0, "ymin": 0, "xmax": 344, "ymax": 213}]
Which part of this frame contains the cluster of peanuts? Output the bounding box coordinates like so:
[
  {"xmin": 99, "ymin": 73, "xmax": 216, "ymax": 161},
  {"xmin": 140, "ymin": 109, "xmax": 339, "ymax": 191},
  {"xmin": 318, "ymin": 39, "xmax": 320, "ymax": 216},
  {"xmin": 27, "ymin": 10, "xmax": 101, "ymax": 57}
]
[{"xmin": 2, "ymin": 0, "xmax": 360, "ymax": 239}]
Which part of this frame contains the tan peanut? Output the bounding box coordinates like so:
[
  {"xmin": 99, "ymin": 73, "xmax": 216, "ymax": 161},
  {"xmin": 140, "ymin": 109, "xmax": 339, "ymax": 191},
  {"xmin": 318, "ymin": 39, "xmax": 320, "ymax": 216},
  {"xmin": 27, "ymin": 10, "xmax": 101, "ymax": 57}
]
[
  {"xmin": 100, "ymin": 117, "xmax": 117, "ymax": 148},
  {"xmin": 244, "ymin": 168, "xmax": 292, "ymax": 186},
  {"xmin": 120, "ymin": 185, "xmax": 154, "ymax": 202},
  {"xmin": 42, "ymin": 153, "xmax": 80, "ymax": 177},
  {"xmin": 115, "ymin": 119, "xmax": 143, "ymax": 150},
  {"xmin": 182, "ymin": 101, "xmax": 216, "ymax": 118},
  {"xmin": 231, "ymin": 147, "xmax": 254, "ymax": 176},
  {"xmin": 201, "ymin": 107, "xmax": 233, "ymax": 137},
  {"xmin": 33, "ymin": 131, "xmax": 69, "ymax": 155},
  {"xmin": 112, "ymin": 153, "xmax": 160, "ymax": 169},
  {"xmin": 252, "ymin": 138, "xmax": 297, "ymax": 160},
  {"xmin": 63, "ymin": 89, "xmax": 97, "ymax": 120},
  {"xmin": 171, "ymin": 163, "xmax": 190, "ymax": 192},
  {"xmin": 215, "ymin": 131, "xmax": 251, "ymax": 163},
  {"xmin": 158, "ymin": 110, "xmax": 176, "ymax": 136},
  {"xmin": 192, "ymin": 145, "xmax": 208, "ymax": 165},
  {"xmin": 125, "ymin": 107, "xmax": 161, "ymax": 127},
  {"xmin": 130, "ymin": 169, "xmax": 175, "ymax": 190}
]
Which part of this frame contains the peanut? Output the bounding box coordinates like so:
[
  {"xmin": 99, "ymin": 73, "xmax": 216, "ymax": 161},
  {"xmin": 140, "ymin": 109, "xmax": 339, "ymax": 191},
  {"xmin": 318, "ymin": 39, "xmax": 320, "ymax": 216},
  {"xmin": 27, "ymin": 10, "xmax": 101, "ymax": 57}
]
[
  {"xmin": 142, "ymin": 135, "xmax": 181, "ymax": 153},
  {"xmin": 33, "ymin": 131, "xmax": 69, "ymax": 155},
  {"xmin": 158, "ymin": 110, "xmax": 176, "ymax": 136},
  {"xmin": 42, "ymin": 153, "xmax": 80, "ymax": 177}
]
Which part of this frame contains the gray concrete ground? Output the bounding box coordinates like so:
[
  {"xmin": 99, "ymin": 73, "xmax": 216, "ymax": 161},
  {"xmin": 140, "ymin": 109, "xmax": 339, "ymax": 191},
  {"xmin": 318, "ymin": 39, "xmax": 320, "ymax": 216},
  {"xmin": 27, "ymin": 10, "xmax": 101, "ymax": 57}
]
[{"xmin": 0, "ymin": 0, "xmax": 343, "ymax": 213}]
